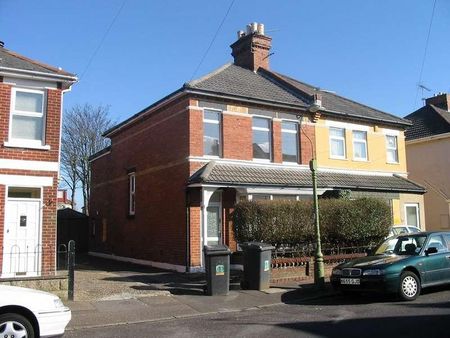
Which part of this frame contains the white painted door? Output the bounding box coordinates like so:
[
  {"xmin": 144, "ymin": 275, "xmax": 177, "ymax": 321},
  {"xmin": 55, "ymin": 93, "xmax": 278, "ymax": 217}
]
[{"xmin": 2, "ymin": 200, "xmax": 41, "ymax": 277}]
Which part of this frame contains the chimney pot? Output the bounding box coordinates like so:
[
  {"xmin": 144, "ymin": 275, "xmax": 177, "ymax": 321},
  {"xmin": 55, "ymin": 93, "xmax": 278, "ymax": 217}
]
[
  {"xmin": 0, "ymin": 41, "xmax": 4, "ymax": 48},
  {"xmin": 257, "ymin": 23, "xmax": 265, "ymax": 35}
]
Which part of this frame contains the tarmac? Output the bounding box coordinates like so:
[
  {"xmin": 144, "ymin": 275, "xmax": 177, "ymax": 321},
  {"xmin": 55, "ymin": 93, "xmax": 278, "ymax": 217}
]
[{"xmin": 65, "ymin": 255, "xmax": 334, "ymax": 331}]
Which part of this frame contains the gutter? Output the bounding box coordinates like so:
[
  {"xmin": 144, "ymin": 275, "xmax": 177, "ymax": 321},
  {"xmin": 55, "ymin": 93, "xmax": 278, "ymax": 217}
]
[{"xmin": 0, "ymin": 66, "xmax": 77, "ymax": 82}]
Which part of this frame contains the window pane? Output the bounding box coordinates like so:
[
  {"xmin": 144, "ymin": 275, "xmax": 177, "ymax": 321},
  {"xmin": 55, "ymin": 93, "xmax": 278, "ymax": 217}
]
[
  {"xmin": 204, "ymin": 123, "xmax": 220, "ymax": 156},
  {"xmin": 387, "ymin": 149, "xmax": 398, "ymax": 163},
  {"xmin": 204, "ymin": 110, "xmax": 219, "ymax": 121},
  {"xmin": 354, "ymin": 142, "xmax": 367, "ymax": 159},
  {"xmin": 253, "ymin": 117, "xmax": 269, "ymax": 129},
  {"xmin": 253, "ymin": 129, "xmax": 271, "ymax": 159},
  {"xmin": 8, "ymin": 187, "xmax": 41, "ymax": 198},
  {"xmin": 386, "ymin": 135, "xmax": 396, "ymax": 148},
  {"xmin": 330, "ymin": 139, "xmax": 344, "ymax": 157},
  {"xmin": 282, "ymin": 121, "xmax": 297, "ymax": 131},
  {"xmin": 206, "ymin": 206, "xmax": 220, "ymax": 238},
  {"xmin": 406, "ymin": 206, "xmax": 418, "ymax": 227},
  {"xmin": 330, "ymin": 127, "xmax": 344, "ymax": 137},
  {"xmin": 272, "ymin": 195, "xmax": 297, "ymax": 200},
  {"xmin": 11, "ymin": 115, "xmax": 43, "ymax": 140},
  {"xmin": 353, "ymin": 130, "xmax": 366, "ymax": 140},
  {"xmin": 282, "ymin": 131, "xmax": 298, "ymax": 162},
  {"xmin": 15, "ymin": 91, "xmax": 43, "ymax": 113},
  {"xmin": 252, "ymin": 194, "xmax": 270, "ymax": 201}
]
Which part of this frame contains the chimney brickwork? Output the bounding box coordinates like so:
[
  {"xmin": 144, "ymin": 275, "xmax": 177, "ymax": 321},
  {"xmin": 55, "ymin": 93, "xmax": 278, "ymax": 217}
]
[
  {"xmin": 230, "ymin": 23, "xmax": 272, "ymax": 71},
  {"xmin": 425, "ymin": 93, "xmax": 450, "ymax": 111}
]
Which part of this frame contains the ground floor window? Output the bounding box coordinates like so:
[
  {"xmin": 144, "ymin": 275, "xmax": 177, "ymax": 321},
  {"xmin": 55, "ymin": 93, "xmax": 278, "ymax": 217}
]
[
  {"xmin": 405, "ymin": 203, "xmax": 420, "ymax": 228},
  {"xmin": 246, "ymin": 194, "xmax": 300, "ymax": 201}
]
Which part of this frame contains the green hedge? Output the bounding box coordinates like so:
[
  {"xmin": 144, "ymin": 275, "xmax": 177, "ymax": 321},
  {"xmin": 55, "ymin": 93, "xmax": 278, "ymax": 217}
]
[{"xmin": 233, "ymin": 197, "xmax": 391, "ymax": 248}]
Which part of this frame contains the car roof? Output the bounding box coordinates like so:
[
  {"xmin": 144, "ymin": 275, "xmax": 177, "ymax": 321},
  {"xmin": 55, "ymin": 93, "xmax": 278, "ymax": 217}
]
[{"xmin": 396, "ymin": 230, "xmax": 450, "ymax": 237}]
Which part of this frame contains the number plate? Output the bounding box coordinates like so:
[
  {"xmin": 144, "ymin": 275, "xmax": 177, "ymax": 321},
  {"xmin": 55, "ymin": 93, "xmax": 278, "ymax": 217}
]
[{"xmin": 340, "ymin": 278, "xmax": 360, "ymax": 285}]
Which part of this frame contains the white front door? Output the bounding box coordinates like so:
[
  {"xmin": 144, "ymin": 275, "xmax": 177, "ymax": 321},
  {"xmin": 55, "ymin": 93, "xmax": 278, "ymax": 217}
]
[{"xmin": 2, "ymin": 200, "xmax": 41, "ymax": 277}]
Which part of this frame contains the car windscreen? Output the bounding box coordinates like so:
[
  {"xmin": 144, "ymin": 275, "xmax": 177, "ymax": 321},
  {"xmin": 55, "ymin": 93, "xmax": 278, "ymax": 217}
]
[{"xmin": 374, "ymin": 235, "xmax": 427, "ymax": 255}]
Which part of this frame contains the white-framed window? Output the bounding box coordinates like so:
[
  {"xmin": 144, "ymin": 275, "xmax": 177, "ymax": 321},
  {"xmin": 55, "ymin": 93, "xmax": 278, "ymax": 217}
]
[
  {"xmin": 386, "ymin": 135, "xmax": 399, "ymax": 163},
  {"xmin": 352, "ymin": 130, "xmax": 367, "ymax": 161},
  {"xmin": 252, "ymin": 117, "xmax": 271, "ymax": 161},
  {"xmin": 404, "ymin": 203, "xmax": 420, "ymax": 228},
  {"xmin": 329, "ymin": 127, "xmax": 346, "ymax": 159},
  {"xmin": 281, "ymin": 121, "xmax": 299, "ymax": 163},
  {"xmin": 9, "ymin": 87, "xmax": 46, "ymax": 147},
  {"xmin": 203, "ymin": 109, "xmax": 221, "ymax": 157},
  {"xmin": 128, "ymin": 172, "xmax": 136, "ymax": 216}
]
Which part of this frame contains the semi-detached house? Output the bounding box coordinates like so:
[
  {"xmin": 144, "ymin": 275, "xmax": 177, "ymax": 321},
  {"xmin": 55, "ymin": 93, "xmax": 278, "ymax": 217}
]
[
  {"xmin": 0, "ymin": 42, "xmax": 76, "ymax": 277},
  {"xmin": 90, "ymin": 23, "xmax": 425, "ymax": 272}
]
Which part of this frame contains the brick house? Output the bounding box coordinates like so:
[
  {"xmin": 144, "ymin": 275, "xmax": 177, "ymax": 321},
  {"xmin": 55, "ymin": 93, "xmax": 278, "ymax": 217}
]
[
  {"xmin": 405, "ymin": 93, "xmax": 450, "ymax": 230},
  {"xmin": 0, "ymin": 42, "xmax": 76, "ymax": 277},
  {"xmin": 90, "ymin": 23, "xmax": 425, "ymax": 272}
]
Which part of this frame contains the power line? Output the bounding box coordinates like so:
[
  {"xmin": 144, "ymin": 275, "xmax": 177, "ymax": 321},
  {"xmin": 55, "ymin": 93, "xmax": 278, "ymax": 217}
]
[
  {"xmin": 414, "ymin": 0, "xmax": 437, "ymax": 108},
  {"xmin": 79, "ymin": 0, "xmax": 128, "ymax": 81},
  {"xmin": 190, "ymin": 0, "xmax": 236, "ymax": 81}
]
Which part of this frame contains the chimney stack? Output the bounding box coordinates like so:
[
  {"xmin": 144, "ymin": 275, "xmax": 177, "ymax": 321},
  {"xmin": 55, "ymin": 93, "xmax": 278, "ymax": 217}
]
[
  {"xmin": 230, "ymin": 22, "xmax": 272, "ymax": 71},
  {"xmin": 425, "ymin": 92, "xmax": 450, "ymax": 111}
]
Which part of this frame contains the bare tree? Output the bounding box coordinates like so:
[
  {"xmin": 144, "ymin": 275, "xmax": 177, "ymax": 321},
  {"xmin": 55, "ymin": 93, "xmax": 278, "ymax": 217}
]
[{"xmin": 61, "ymin": 104, "xmax": 113, "ymax": 214}]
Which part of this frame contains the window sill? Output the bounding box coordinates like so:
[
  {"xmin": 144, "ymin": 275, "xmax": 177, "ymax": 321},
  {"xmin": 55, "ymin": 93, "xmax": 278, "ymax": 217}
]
[
  {"xmin": 386, "ymin": 161, "xmax": 400, "ymax": 165},
  {"xmin": 4, "ymin": 141, "xmax": 51, "ymax": 150},
  {"xmin": 353, "ymin": 158, "xmax": 369, "ymax": 162},
  {"xmin": 329, "ymin": 156, "xmax": 347, "ymax": 161},
  {"xmin": 252, "ymin": 158, "xmax": 272, "ymax": 163}
]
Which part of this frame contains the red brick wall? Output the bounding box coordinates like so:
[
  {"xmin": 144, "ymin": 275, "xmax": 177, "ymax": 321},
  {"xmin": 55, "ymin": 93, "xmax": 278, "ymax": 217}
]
[
  {"xmin": 272, "ymin": 120, "xmax": 282, "ymax": 163},
  {"xmin": 222, "ymin": 113, "xmax": 252, "ymax": 160},
  {"xmin": 90, "ymin": 96, "xmax": 192, "ymax": 267},
  {"xmin": 0, "ymin": 83, "xmax": 62, "ymax": 162},
  {"xmin": 0, "ymin": 81, "xmax": 63, "ymax": 276},
  {"xmin": 300, "ymin": 124, "xmax": 316, "ymax": 164}
]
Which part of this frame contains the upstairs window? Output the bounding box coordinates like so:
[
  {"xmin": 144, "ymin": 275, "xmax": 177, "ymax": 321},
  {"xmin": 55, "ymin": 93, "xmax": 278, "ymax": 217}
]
[
  {"xmin": 252, "ymin": 117, "xmax": 271, "ymax": 161},
  {"xmin": 10, "ymin": 88, "xmax": 46, "ymax": 146},
  {"xmin": 281, "ymin": 121, "xmax": 299, "ymax": 163},
  {"xmin": 386, "ymin": 135, "xmax": 398, "ymax": 163},
  {"xmin": 329, "ymin": 127, "xmax": 346, "ymax": 159},
  {"xmin": 203, "ymin": 110, "xmax": 221, "ymax": 157},
  {"xmin": 352, "ymin": 130, "xmax": 367, "ymax": 161},
  {"xmin": 128, "ymin": 172, "xmax": 136, "ymax": 216}
]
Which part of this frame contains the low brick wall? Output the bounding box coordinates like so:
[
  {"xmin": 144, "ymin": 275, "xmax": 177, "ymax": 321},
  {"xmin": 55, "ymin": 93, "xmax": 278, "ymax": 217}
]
[
  {"xmin": 0, "ymin": 274, "xmax": 69, "ymax": 300},
  {"xmin": 270, "ymin": 253, "xmax": 366, "ymax": 284}
]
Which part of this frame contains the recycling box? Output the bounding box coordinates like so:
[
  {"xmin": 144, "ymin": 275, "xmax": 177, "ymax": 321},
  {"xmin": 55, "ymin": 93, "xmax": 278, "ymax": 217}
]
[
  {"xmin": 241, "ymin": 242, "xmax": 274, "ymax": 290},
  {"xmin": 204, "ymin": 245, "xmax": 231, "ymax": 296}
]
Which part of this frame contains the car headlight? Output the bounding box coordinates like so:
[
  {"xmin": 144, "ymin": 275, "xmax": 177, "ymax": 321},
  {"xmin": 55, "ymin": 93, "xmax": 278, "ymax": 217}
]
[
  {"xmin": 54, "ymin": 298, "xmax": 65, "ymax": 308},
  {"xmin": 363, "ymin": 269, "xmax": 385, "ymax": 276},
  {"xmin": 332, "ymin": 268, "xmax": 342, "ymax": 276}
]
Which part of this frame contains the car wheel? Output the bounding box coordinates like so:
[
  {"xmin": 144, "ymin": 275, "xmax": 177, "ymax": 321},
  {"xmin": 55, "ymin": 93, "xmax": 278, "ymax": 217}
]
[
  {"xmin": 399, "ymin": 271, "xmax": 421, "ymax": 301},
  {"xmin": 0, "ymin": 313, "xmax": 35, "ymax": 338}
]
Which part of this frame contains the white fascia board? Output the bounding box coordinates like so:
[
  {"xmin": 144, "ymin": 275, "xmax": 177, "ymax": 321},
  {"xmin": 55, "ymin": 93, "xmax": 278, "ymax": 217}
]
[
  {"xmin": 325, "ymin": 120, "xmax": 371, "ymax": 131},
  {"xmin": 0, "ymin": 66, "xmax": 77, "ymax": 82},
  {"xmin": 318, "ymin": 167, "xmax": 405, "ymax": 177},
  {"xmin": 3, "ymin": 76, "xmax": 58, "ymax": 89},
  {"xmin": 0, "ymin": 159, "xmax": 59, "ymax": 171},
  {"xmin": 188, "ymin": 156, "xmax": 309, "ymax": 170},
  {"xmin": 0, "ymin": 174, "xmax": 53, "ymax": 187}
]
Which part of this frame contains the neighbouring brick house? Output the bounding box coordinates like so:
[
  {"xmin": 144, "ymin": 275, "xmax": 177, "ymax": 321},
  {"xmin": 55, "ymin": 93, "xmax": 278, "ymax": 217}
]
[
  {"xmin": 90, "ymin": 23, "xmax": 425, "ymax": 272},
  {"xmin": 405, "ymin": 93, "xmax": 450, "ymax": 231},
  {"xmin": 0, "ymin": 42, "xmax": 76, "ymax": 277}
]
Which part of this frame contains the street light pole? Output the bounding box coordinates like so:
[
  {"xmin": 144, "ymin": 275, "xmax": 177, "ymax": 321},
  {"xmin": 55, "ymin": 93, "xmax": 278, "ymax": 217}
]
[{"xmin": 309, "ymin": 158, "xmax": 324, "ymax": 288}]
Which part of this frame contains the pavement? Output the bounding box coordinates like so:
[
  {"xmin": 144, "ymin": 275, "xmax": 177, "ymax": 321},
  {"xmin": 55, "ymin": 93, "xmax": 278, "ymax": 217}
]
[{"xmin": 65, "ymin": 255, "xmax": 334, "ymax": 331}]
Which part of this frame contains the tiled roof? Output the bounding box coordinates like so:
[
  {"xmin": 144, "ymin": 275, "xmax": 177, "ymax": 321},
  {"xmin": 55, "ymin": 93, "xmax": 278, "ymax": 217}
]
[
  {"xmin": 189, "ymin": 162, "xmax": 425, "ymax": 194},
  {"xmin": 265, "ymin": 69, "xmax": 409, "ymax": 126},
  {"xmin": 0, "ymin": 46, "xmax": 76, "ymax": 78},
  {"xmin": 185, "ymin": 64, "xmax": 308, "ymax": 107},
  {"xmin": 404, "ymin": 105, "xmax": 450, "ymax": 141}
]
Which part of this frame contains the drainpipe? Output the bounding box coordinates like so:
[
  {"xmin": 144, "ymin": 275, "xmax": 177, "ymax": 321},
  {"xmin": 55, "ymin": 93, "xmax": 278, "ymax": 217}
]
[{"xmin": 185, "ymin": 188, "xmax": 190, "ymax": 273}]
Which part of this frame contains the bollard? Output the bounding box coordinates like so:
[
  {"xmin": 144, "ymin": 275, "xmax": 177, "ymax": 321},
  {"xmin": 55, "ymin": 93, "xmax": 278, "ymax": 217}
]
[{"xmin": 68, "ymin": 240, "xmax": 76, "ymax": 301}]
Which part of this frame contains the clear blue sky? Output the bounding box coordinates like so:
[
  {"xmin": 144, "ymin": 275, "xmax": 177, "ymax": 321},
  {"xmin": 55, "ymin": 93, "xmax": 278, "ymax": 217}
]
[{"xmin": 1, "ymin": 0, "xmax": 449, "ymax": 122}]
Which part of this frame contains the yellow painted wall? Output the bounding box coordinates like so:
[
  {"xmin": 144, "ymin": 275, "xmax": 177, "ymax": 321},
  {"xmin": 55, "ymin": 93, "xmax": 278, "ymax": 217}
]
[{"xmin": 314, "ymin": 118, "xmax": 407, "ymax": 173}]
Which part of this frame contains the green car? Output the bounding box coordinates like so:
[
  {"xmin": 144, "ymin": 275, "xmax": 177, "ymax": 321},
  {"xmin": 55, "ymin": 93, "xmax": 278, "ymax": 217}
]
[{"xmin": 331, "ymin": 231, "xmax": 450, "ymax": 301}]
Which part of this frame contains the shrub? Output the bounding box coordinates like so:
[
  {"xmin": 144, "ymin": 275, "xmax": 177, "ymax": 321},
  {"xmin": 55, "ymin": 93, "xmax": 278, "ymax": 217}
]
[{"xmin": 233, "ymin": 197, "xmax": 391, "ymax": 248}]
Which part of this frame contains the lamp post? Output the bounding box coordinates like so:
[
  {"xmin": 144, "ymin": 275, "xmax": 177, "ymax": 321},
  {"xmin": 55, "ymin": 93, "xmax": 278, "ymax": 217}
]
[{"xmin": 300, "ymin": 94, "xmax": 325, "ymax": 288}]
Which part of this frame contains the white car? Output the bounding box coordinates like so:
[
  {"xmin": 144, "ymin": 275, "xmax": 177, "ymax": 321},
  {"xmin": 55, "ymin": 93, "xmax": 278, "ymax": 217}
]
[
  {"xmin": 388, "ymin": 225, "xmax": 422, "ymax": 237},
  {"xmin": 0, "ymin": 285, "xmax": 71, "ymax": 338}
]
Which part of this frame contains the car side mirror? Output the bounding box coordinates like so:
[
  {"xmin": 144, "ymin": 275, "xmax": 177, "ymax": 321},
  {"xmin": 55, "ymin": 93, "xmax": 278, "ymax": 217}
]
[{"xmin": 425, "ymin": 247, "xmax": 438, "ymax": 256}]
